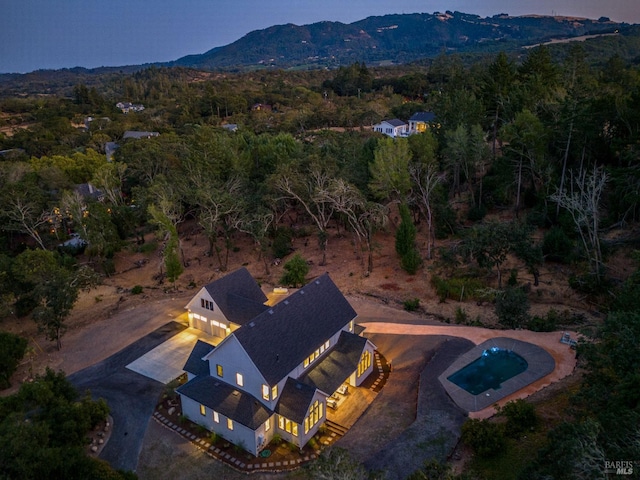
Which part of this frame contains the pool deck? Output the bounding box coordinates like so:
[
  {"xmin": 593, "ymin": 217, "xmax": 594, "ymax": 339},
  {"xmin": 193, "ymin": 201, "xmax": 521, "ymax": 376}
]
[
  {"xmin": 437, "ymin": 337, "xmax": 555, "ymax": 412},
  {"xmin": 358, "ymin": 323, "xmax": 578, "ymax": 419}
]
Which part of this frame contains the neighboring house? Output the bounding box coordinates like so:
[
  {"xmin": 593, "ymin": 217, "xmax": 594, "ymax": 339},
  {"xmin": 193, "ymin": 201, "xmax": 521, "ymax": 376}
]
[
  {"xmin": 251, "ymin": 103, "xmax": 272, "ymax": 112},
  {"xmin": 177, "ymin": 268, "xmax": 376, "ymax": 456},
  {"xmin": 373, "ymin": 118, "xmax": 408, "ymax": 138},
  {"xmin": 122, "ymin": 130, "xmax": 159, "ymax": 140},
  {"xmin": 74, "ymin": 182, "xmax": 104, "ymax": 202},
  {"xmin": 116, "ymin": 102, "xmax": 145, "ymax": 113},
  {"xmin": 408, "ymin": 111, "xmax": 436, "ymax": 134}
]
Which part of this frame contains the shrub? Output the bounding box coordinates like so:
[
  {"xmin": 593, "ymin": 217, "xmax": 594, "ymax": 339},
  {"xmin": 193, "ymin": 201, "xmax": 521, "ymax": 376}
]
[
  {"xmin": 495, "ymin": 287, "xmax": 530, "ymax": 328},
  {"xmin": 430, "ymin": 275, "xmax": 485, "ymax": 302},
  {"xmin": 396, "ymin": 204, "xmax": 416, "ymax": 257},
  {"xmin": 527, "ymin": 309, "xmax": 559, "ymax": 332},
  {"xmin": 0, "ymin": 332, "xmax": 28, "ymax": 389},
  {"xmin": 403, "ymin": 298, "xmax": 420, "ymax": 311},
  {"xmin": 131, "ymin": 285, "xmax": 143, "ymax": 295},
  {"xmin": 542, "ymin": 226, "xmax": 574, "ymax": 263},
  {"xmin": 271, "ymin": 433, "xmax": 282, "ymax": 446},
  {"xmin": 467, "ymin": 204, "xmax": 487, "ymax": 222},
  {"xmin": 279, "ymin": 254, "xmax": 309, "ymax": 287},
  {"xmin": 461, "ymin": 419, "xmax": 506, "ymax": 458},
  {"xmin": 401, "ymin": 248, "xmax": 422, "ymax": 274},
  {"xmin": 454, "ymin": 306, "xmax": 468, "ymax": 324},
  {"xmin": 272, "ymin": 227, "xmax": 292, "ymax": 259},
  {"xmin": 497, "ymin": 399, "xmax": 538, "ymax": 437}
]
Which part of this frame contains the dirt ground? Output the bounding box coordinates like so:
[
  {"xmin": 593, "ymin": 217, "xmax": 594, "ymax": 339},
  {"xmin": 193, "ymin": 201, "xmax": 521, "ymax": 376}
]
[
  {"xmin": 2, "ymin": 218, "xmax": 597, "ymax": 385},
  {"xmin": 0, "ymin": 220, "xmax": 602, "ymax": 478}
]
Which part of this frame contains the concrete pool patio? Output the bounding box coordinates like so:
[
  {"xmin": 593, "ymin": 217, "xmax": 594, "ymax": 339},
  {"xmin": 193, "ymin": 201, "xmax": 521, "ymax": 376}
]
[
  {"xmin": 359, "ymin": 322, "xmax": 578, "ymax": 419},
  {"xmin": 438, "ymin": 337, "xmax": 555, "ymax": 412}
]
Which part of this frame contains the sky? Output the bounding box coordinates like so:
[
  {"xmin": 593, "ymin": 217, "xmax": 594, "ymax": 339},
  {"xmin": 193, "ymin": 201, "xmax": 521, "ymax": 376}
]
[{"xmin": 1, "ymin": 0, "xmax": 639, "ymax": 74}]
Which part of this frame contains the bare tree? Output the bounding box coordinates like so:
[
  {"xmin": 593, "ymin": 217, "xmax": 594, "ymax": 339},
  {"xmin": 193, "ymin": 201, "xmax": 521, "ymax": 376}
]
[
  {"xmin": 274, "ymin": 167, "xmax": 335, "ymax": 266},
  {"xmin": 551, "ymin": 165, "xmax": 607, "ymax": 281},
  {"xmin": 4, "ymin": 196, "xmax": 49, "ymax": 250},
  {"xmin": 235, "ymin": 210, "xmax": 275, "ymax": 275},
  {"xmin": 410, "ymin": 162, "xmax": 445, "ymax": 260},
  {"xmin": 319, "ymin": 179, "xmax": 387, "ymax": 273}
]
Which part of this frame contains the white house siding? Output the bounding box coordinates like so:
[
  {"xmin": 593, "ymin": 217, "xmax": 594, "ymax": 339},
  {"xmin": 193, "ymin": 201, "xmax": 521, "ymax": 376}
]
[
  {"xmin": 204, "ymin": 335, "xmax": 268, "ymax": 400},
  {"xmin": 186, "ymin": 287, "xmax": 230, "ymax": 337},
  {"xmin": 277, "ymin": 390, "xmax": 327, "ymax": 448},
  {"xmin": 354, "ymin": 340, "xmax": 376, "ymax": 387},
  {"xmin": 181, "ymin": 395, "xmax": 261, "ymax": 455}
]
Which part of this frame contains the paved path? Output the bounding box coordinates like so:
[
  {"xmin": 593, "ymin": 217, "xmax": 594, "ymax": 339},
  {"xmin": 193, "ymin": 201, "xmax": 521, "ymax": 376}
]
[{"xmin": 359, "ymin": 322, "xmax": 578, "ymax": 418}]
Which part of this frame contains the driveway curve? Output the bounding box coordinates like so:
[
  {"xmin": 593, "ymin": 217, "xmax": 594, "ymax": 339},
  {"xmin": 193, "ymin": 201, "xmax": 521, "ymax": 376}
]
[{"xmin": 68, "ymin": 322, "xmax": 186, "ymax": 472}]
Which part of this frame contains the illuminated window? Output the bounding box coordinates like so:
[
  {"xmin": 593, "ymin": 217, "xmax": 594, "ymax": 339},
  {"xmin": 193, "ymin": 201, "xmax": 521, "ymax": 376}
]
[
  {"xmin": 216, "ymin": 364, "xmax": 223, "ymax": 377},
  {"xmin": 285, "ymin": 419, "xmax": 292, "ymax": 433},
  {"xmin": 262, "ymin": 384, "xmax": 269, "ymax": 401},
  {"xmin": 358, "ymin": 350, "xmax": 372, "ymax": 377},
  {"xmin": 227, "ymin": 418, "xmax": 234, "ymax": 430},
  {"xmin": 236, "ymin": 373, "xmax": 244, "ymax": 387},
  {"xmin": 213, "ymin": 411, "xmax": 219, "ymax": 423},
  {"xmin": 199, "ymin": 404, "xmax": 206, "ymax": 416},
  {"xmin": 305, "ymin": 400, "xmax": 322, "ymax": 433},
  {"xmin": 292, "ymin": 423, "xmax": 298, "ymax": 437},
  {"xmin": 349, "ymin": 320, "xmax": 354, "ymax": 332},
  {"xmin": 265, "ymin": 418, "xmax": 271, "ymax": 431},
  {"xmin": 278, "ymin": 415, "xmax": 285, "ymax": 430},
  {"xmin": 271, "ymin": 385, "xmax": 278, "ymax": 400}
]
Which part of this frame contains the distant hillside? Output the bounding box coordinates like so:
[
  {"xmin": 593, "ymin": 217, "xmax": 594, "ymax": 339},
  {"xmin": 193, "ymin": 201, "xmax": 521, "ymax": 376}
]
[{"xmin": 170, "ymin": 11, "xmax": 626, "ymax": 70}]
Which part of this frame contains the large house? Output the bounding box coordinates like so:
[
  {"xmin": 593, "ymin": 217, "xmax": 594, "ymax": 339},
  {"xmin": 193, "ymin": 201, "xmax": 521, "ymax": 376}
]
[{"xmin": 177, "ymin": 268, "xmax": 376, "ymax": 456}]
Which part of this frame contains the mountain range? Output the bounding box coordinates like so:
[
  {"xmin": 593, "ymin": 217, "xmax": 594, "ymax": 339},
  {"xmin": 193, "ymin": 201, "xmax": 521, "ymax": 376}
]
[{"xmin": 169, "ymin": 11, "xmax": 626, "ymax": 70}]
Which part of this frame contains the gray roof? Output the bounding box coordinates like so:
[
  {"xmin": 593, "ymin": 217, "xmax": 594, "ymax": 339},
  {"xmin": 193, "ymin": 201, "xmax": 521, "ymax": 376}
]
[
  {"xmin": 74, "ymin": 183, "xmax": 103, "ymax": 200},
  {"xmin": 183, "ymin": 340, "xmax": 215, "ymax": 376},
  {"xmin": 299, "ymin": 331, "xmax": 367, "ymax": 395},
  {"xmin": 385, "ymin": 118, "xmax": 407, "ymax": 127},
  {"xmin": 204, "ymin": 268, "xmax": 268, "ymax": 326},
  {"xmin": 276, "ymin": 378, "xmax": 318, "ymax": 424},
  {"xmin": 233, "ymin": 274, "xmax": 357, "ymax": 385},
  {"xmin": 122, "ymin": 131, "xmax": 159, "ymax": 139},
  {"xmin": 176, "ymin": 375, "xmax": 272, "ymax": 429},
  {"xmin": 409, "ymin": 111, "xmax": 436, "ymax": 123}
]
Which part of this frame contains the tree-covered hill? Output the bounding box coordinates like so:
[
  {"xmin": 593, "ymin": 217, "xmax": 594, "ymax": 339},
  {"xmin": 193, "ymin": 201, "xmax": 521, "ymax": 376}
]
[{"xmin": 170, "ymin": 11, "xmax": 626, "ymax": 70}]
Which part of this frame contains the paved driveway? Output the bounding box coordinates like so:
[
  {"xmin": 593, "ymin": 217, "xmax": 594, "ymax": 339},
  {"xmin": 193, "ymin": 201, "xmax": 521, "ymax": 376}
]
[
  {"xmin": 68, "ymin": 322, "xmax": 186, "ymax": 472},
  {"xmin": 126, "ymin": 328, "xmax": 219, "ymax": 384}
]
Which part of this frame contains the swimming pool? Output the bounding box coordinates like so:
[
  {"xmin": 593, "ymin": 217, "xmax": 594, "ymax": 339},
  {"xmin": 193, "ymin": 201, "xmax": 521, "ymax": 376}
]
[
  {"xmin": 438, "ymin": 338, "xmax": 555, "ymax": 412},
  {"xmin": 446, "ymin": 347, "xmax": 528, "ymax": 395}
]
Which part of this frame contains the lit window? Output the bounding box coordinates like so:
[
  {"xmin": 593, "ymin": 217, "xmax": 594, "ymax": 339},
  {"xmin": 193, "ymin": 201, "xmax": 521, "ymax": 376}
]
[
  {"xmin": 262, "ymin": 384, "xmax": 269, "ymax": 400},
  {"xmin": 236, "ymin": 373, "xmax": 244, "ymax": 387},
  {"xmin": 216, "ymin": 364, "xmax": 223, "ymax": 377},
  {"xmin": 271, "ymin": 385, "xmax": 278, "ymax": 400},
  {"xmin": 292, "ymin": 423, "xmax": 298, "ymax": 437},
  {"xmin": 265, "ymin": 418, "xmax": 271, "ymax": 431},
  {"xmin": 285, "ymin": 419, "xmax": 291, "ymax": 433},
  {"xmin": 213, "ymin": 411, "xmax": 219, "ymax": 423},
  {"xmin": 227, "ymin": 418, "xmax": 234, "ymax": 430},
  {"xmin": 200, "ymin": 404, "xmax": 206, "ymax": 416},
  {"xmin": 349, "ymin": 320, "xmax": 354, "ymax": 332},
  {"xmin": 278, "ymin": 415, "xmax": 285, "ymax": 430}
]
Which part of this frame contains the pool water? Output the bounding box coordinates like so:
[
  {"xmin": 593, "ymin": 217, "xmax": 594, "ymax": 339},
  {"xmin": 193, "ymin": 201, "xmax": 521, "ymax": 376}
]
[{"xmin": 447, "ymin": 347, "xmax": 528, "ymax": 395}]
